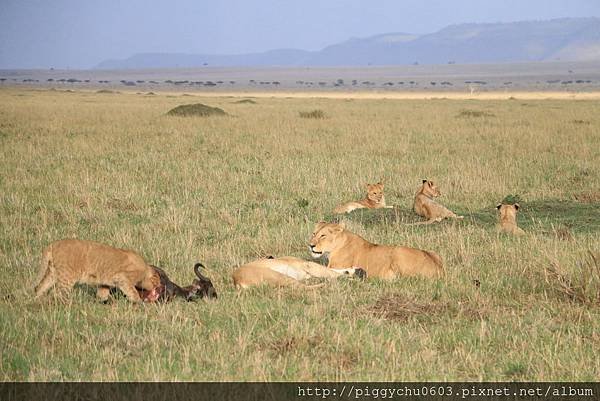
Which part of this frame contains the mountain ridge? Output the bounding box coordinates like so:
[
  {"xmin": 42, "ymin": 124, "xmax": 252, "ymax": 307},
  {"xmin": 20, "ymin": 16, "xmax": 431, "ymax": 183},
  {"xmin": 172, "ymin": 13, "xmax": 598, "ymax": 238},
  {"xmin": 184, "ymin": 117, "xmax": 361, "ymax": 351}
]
[{"xmin": 95, "ymin": 17, "xmax": 600, "ymax": 69}]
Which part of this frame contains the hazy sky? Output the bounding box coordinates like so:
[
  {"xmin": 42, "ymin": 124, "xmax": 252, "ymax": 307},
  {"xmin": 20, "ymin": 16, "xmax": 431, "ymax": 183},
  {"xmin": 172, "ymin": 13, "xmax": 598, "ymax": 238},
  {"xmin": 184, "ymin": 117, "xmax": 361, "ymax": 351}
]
[{"xmin": 1, "ymin": 0, "xmax": 599, "ymax": 69}]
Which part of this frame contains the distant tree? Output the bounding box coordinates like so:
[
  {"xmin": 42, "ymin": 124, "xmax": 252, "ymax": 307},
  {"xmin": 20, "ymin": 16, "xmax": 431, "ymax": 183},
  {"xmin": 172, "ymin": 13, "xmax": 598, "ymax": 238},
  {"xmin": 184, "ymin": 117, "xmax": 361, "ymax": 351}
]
[
  {"xmin": 272, "ymin": 81, "xmax": 280, "ymax": 86},
  {"xmin": 0, "ymin": 78, "xmax": 6, "ymax": 83},
  {"xmin": 47, "ymin": 78, "xmax": 54, "ymax": 82},
  {"xmin": 336, "ymin": 79, "xmax": 344, "ymax": 85}
]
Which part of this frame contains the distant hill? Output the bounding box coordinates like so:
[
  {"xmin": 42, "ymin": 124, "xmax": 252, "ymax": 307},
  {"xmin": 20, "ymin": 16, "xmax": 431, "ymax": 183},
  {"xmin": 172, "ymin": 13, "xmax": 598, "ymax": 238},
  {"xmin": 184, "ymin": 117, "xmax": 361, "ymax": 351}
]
[{"xmin": 95, "ymin": 17, "xmax": 600, "ymax": 69}]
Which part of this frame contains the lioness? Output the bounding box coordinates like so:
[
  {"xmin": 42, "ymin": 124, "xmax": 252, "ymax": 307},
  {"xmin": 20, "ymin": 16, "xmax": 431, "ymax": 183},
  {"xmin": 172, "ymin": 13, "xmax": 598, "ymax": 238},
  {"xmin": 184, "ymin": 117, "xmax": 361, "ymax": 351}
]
[
  {"xmin": 232, "ymin": 256, "xmax": 366, "ymax": 289},
  {"xmin": 309, "ymin": 222, "xmax": 443, "ymax": 279},
  {"xmin": 496, "ymin": 203, "xmax": 525, "ymax": 235},
  {"xmin": 413, "ymin": 180, "xmax": 463, "ymax": 224},
  {"xmin": 334, "ymin": 182, "xmax": 393, "ymax": 214},
  {"xmin": 35, "ymin": 239, "xmax": 161, "ymax": 303}
]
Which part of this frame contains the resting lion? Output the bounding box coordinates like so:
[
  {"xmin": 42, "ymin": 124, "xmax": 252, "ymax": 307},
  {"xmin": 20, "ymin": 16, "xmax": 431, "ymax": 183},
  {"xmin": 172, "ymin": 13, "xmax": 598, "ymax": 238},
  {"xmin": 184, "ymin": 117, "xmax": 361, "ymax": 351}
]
[
  {"xmin": 496, "ymin": 203, "xmax": 525, "ymax": 235},
  {"xmin": 334, "ymin": 182, "xmax": 393, "ymax": 214},
  {"xmin": 412, "ymin": 180, "xmax": 463, "ymax": 224},
  {"xmin": 309, "ymin": 222, "xmax": 443, "ymax": 279},
  {"xmin": 35, "ymin": 239, "xmax": 161, "ymax": 303},
  {"xmin": 232, "ymin": 256, "xmax": 366, "ymax": 289}
]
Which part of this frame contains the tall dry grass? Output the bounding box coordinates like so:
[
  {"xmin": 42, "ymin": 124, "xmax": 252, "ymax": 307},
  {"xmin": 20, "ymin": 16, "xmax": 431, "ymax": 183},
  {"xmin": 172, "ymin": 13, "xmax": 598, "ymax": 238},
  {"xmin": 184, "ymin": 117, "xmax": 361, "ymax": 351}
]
[{"xmin": 0, "ymin": 88, "xmax": 599, "ymax": 380}]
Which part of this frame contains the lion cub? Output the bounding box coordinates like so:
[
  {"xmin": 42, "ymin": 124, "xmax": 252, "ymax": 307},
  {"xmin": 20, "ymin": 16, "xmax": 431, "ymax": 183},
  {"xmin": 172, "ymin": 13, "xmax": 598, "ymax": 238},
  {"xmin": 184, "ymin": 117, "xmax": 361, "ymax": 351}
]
[
  {"xmin": 496, "ymin": 203, "xmax": 525, "ymax": 235},
  {"xmin": 413, "ymin": 180, "xmax": 464, "ymax": 224},
  {"xmin": 334, "ymin": 182, "xmax": 393, "ymax": 214},
  {"xmin": 35, "ymin": 239, "xmax": 160, "ymax": 303}
]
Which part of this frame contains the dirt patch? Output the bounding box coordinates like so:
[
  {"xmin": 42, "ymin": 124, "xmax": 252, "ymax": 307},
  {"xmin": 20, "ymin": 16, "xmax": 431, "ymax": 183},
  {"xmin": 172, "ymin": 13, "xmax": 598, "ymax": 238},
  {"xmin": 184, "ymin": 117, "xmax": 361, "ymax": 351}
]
[
  {"xmin": 368, "ymin": 294, "xmax": 485, "ymax": 322},
  {"xmin": 233, "ymin": 99, "xmax": 257, "ymax": 104},
  {"xmin": 264, "ymin": 335, "xmax": 323, "ymax": 354},
  {"xmin": 456, "ymin": 109, "xmax": 495, "ymax": 118},
  {"xmin": 573, "ymin": 191, "xmax": 600, "ymax": 203},
  {"xmin": 545, "ymin": 252, "xmax": 600, "ymax": 306},
  {"xmin": 106, "ymin": 198, "xmax": 138, "ymax": 212},
  {"xmin": 369, "ymin": 295, "xmax": 447, "ymax": 322},
  {"xmin": 166, "ymin": 103, "xmax": 227, "ymax": 117}
]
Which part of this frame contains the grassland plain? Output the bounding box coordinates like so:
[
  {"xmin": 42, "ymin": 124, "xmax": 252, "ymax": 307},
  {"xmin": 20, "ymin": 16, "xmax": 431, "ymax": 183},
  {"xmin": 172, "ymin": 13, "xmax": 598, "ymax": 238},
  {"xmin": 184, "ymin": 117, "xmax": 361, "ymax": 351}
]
[{"xmin": 0, "ymin": 87, "xmax": 599, "ymax": 381}]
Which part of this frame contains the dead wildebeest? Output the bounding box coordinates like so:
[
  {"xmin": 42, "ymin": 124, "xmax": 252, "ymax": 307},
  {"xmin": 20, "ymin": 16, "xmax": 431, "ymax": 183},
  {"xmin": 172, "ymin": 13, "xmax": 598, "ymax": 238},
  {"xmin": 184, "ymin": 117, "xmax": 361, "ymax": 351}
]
[{"xmin": 138, "ymin": 263, "xmax": 217, "ymax": 302}]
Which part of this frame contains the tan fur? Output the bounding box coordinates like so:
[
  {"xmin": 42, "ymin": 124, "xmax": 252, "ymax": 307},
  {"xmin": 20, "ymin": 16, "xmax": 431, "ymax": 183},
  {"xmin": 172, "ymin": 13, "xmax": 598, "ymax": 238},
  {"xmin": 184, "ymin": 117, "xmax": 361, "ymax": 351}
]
[
  {"xmin": 412, "ymin": 180, "xmax": 463, "ymax": 224},
  {"xmin": 334, "ymin": 182, "xmax": 393, "ymax": 214},
  {"xmin": 497, "ymin": 203, "xmax": 525, "ymax": 235},
  {"xmin": 35, "ymin": 239, "xmax": 160, "ymax": 303},
  {"xmin": 309, "ymin": 222, "xmax": 444, "ymax": 279},
  {"xmin": 232, "ymin": 256, "xmax": 360, "ymax": 289}
]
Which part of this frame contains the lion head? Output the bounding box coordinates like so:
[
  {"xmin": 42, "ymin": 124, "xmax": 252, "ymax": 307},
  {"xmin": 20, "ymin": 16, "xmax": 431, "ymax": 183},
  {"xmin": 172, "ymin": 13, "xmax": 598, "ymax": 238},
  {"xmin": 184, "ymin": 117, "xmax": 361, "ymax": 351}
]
[
  {"xmin": 309, "ymin": 222, "xmax": 346, "ymax": 258},
  {"xmin": 366, "ymin": 182, "xmax": 385, "ymax": 203},
  {"xmin": 496, "ymin": 203, "xmax": 520, "ymax": 220},
  {"xmin": 420, "ymin": 180, "xmax": 441, "ymax": 198}
]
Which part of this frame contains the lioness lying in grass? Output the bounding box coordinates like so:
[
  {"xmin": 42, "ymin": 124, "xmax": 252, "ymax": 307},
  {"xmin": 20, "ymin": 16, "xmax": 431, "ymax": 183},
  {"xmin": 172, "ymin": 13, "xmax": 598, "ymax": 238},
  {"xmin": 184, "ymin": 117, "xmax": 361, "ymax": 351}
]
[
  {"xmin": 334, "ymin": 182, "xmax": 393, "ymax": 214},
  {"xmin": 412, "ymin": 180, "xmax": 464, "ymax": 224},
  {"xmin": 309, "ymin": 222, "xmax": 444, "ymax": 279},
  {"xmin": 232, "ymin": 256, "xmax": 366, "ymax": 289}
]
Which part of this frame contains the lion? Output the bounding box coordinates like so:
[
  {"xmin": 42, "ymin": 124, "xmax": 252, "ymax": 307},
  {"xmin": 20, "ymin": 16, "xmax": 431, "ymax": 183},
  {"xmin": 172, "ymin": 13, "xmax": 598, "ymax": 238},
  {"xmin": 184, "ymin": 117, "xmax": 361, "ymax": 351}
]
[
  {"xmin": 309, "ymin": 222, "xmax": 444, "ymax": 279},
  {"xmin": 35, "ymin": 239, "xmax": 161, "ymax": 303},
  {"xmin": 496, "ymin": 203, "xmax": 525, "ymax": 235},
  {"xmin": 334, "ymin": 182, "xmax": 393, "ymax": 214},
  {"xmin": 232, "ymin": 256, "xmax": 366, "ymax": 289},
  {"xmin": 412, "ymin": 180, "xmax": 464, "ymax": 224}
]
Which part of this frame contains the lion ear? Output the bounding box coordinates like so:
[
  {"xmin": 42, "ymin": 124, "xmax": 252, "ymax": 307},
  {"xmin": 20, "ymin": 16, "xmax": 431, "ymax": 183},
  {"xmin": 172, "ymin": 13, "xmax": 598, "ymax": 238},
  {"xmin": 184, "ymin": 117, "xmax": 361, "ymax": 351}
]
[
  {"xmin": 496, "ymin": 203, "xmax": 502, "ymax": 210},
  {"xmin": 378, "ymin": 182, "xmax": 384, "ymax": 187},
  {"xmin": 336, "ymin": 221, "xmax": 346, "ymax": 230},
  {"xmin": 514, "ymin": 203, "xmax": 520, "ymax": 210},
  {"xmin": 422, "ymin": 179, "xmax": 428, "ymax": 184},
  {"xmin": 314, "ymin": 221, "xmax": 327, "ymax": 231}
]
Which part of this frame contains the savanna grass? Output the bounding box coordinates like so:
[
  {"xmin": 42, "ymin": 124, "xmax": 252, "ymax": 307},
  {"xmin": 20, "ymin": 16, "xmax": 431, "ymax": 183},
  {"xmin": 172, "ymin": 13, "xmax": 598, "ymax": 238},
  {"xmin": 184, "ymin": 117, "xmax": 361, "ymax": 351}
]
[{"xmin": 0, "ymin": 88, "xmax": 599, "ymax": 381}]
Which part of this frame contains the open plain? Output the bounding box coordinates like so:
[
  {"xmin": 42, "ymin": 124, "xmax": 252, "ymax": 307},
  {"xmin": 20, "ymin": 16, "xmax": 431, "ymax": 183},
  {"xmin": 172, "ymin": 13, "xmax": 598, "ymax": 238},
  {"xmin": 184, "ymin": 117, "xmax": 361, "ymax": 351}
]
[{"xmin": 0, "ymin": 85, "xmax": 599, "ymax": 380}]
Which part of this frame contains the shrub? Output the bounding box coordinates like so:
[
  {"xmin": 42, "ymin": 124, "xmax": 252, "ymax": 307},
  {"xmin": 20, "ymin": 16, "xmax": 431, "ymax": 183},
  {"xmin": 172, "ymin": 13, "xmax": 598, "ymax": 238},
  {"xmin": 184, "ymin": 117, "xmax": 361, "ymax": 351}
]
[{"xmin": 299, "ymin": 110, "xmax": 326, "ymax": 119}]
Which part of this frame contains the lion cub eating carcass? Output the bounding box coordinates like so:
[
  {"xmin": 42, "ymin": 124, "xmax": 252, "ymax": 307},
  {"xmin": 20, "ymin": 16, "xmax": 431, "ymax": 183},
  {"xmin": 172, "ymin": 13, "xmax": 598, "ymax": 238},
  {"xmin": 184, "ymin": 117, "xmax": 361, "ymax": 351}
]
[{"xmin": 35, "ymin": 239, "xmax": 161, "ymax": 303}]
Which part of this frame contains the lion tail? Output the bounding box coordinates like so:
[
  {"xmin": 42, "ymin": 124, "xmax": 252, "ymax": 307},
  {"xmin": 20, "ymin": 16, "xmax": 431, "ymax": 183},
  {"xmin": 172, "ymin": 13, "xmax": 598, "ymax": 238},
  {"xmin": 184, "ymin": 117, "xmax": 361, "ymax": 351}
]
[
  {"xmin": 34, "ymin": 244, "xmax": 55, "ymax": 297},
  {"xmin": 424, "ymin": 250, "xmax": 445, "ymax": 276}
]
